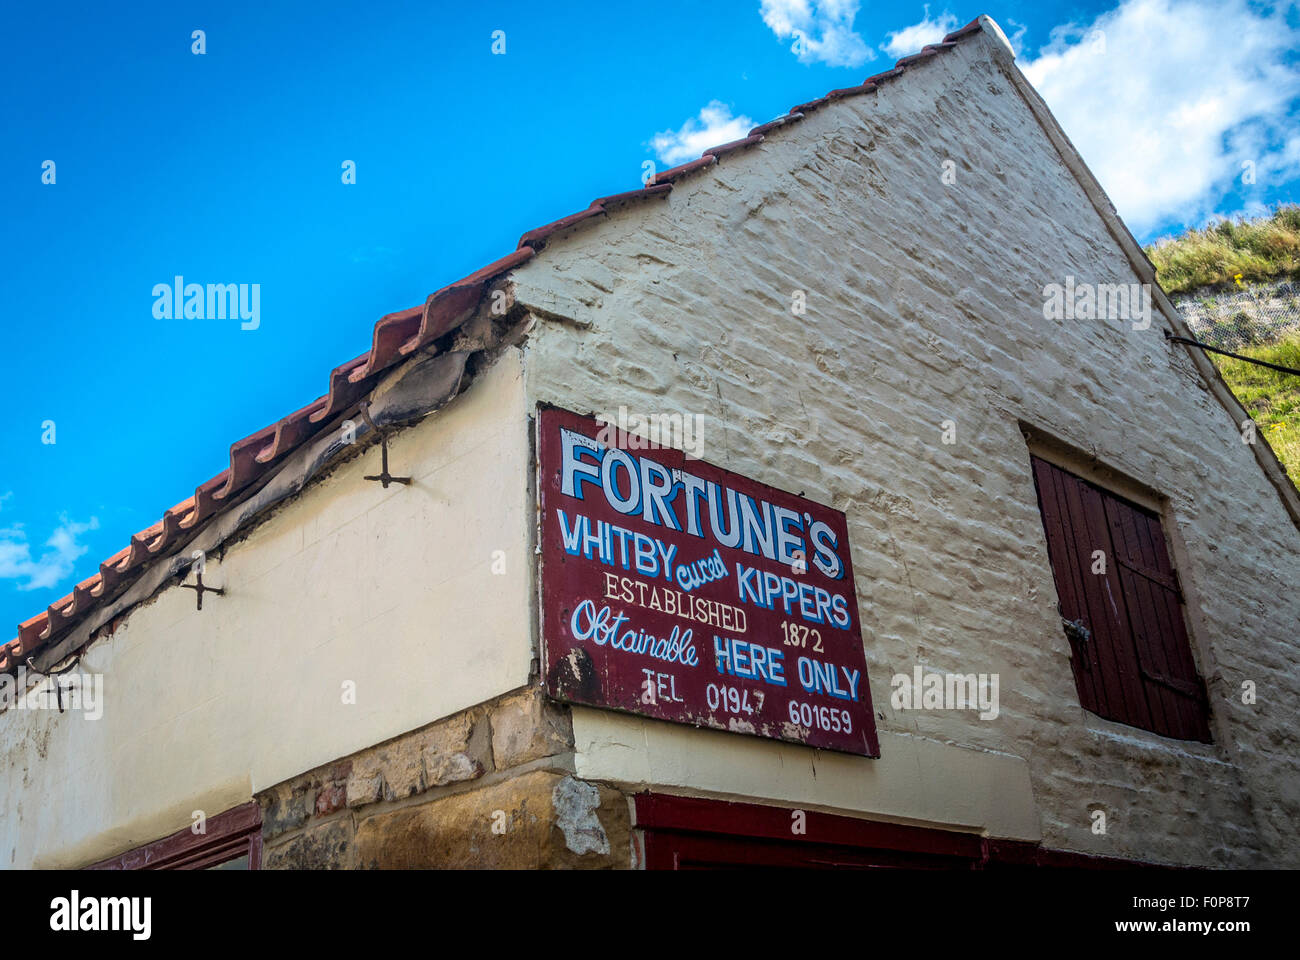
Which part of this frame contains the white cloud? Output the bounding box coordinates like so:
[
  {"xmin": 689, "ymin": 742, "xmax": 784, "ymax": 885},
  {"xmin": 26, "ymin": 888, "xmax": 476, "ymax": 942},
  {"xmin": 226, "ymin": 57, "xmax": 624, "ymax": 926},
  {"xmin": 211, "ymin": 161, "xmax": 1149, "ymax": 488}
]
[
  {"xmin": 650, "ymin": 101, "xmax": 756, "ymax": 165},
  {"xmin": 1003, "ymin": 17, "xmax": 1028, "ymax": 56},
  {"xmin": 0, "ymin": 515, "xmax": 100, "ymax": 592},
  {"xmin": 760, "ymin": 0, "xmax": 875, "ymax": 68},
  {"xmin": 1258, "ymin": 132, "xmax": 1300, "ymax": 185},
  {"xmin": 1020, "ymin": 0, "xmax": 1300, "ymax": 235},
  {"xmin": 881, "ymin": 7, "xmax": 958, "ymax": 59}
]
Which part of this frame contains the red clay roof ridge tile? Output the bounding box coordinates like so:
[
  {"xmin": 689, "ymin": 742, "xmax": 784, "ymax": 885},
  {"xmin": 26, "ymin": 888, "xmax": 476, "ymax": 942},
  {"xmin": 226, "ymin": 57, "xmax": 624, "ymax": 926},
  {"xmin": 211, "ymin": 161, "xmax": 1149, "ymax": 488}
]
[
  {"xmin": 943, "ymin": 17, "xmax": 984, "ymax": 42},
  {"xmin": 652, "ymin": 155, "xmax": 718, "ymax": 186},
  {"xmin": 518, "ymin": 183, "xmax": 673, "ymax": 251}
]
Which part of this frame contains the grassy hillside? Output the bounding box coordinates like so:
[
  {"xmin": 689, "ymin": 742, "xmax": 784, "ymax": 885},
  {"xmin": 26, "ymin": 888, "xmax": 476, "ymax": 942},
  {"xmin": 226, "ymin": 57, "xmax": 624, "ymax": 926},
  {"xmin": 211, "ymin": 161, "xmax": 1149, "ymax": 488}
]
[
  {"xmin": 1213, "ymin": 334, "xmax": 1300, "ymax": 480},
  {"xmin": 1145, "ymin": 206, "xmax": 1300, "ymax": 296},
  {"xmin": 1145, "ymin": 207, "xmax": 1300, "ymax": 481}
]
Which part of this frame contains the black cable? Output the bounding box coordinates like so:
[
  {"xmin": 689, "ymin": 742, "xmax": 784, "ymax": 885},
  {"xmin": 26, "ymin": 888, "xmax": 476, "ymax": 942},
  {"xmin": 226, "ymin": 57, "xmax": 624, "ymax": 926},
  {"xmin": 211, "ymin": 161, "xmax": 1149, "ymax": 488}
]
[{"xmin": 1164, "ymin": 330, "xmax": 1300, "ymax": 377}]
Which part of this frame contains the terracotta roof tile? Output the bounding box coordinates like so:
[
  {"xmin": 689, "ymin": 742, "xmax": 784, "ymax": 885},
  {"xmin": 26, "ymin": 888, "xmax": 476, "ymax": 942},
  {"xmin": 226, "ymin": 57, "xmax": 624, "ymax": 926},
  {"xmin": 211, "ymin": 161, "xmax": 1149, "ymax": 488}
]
[
  {"xmin": 518, "ymin": 206, "xmax": 607, "ymax": 251},
  {"xmin": 706, "ymin": 134, "xmax": 765, "ymax": 160},
  {"xmin": 126, "ymin": 528, "xmax": 159, "ymax": 566},
  {"xmin": 224, "ymin": 427, "xmax": 278, "ymax": 492},
  {"xmin": 455, "ymin": 246, "xmax": 538, "ymax": 287},
  {"xmin": 398, "ymin": 283, "xmax": 482, "ymax": 357},
  {"xmin": 187, "ymin": 474, "xmax": 232, "ymax": 530},
  {"xmin": 863, "ymin": 66, "xmax": 906, "ymax": 85},
  {"xmin": 943, "ymin": 17, "xmax": 984, "ymax": 42},
  {"xmin": 789, "ymin": 96, "xmax": 829, "ymax": 115},
  {"xmin": 3, "ymin": 17, "xmax": 989, "ymax": 672},
  {"xmin": 652, "ymin": 156, "xmax": 718, "ymax": 185},
  {"xmin": 821, "ymin": 83, "xmax": 878, "ymax": 106},
  {"xmin": 44, "ymin": 598, "xmax": 76, "ymax": 637},
  {"xmin": 747, "ymin": 114, "xmax": 805, "ymax": 138},
  {"xmin": 592, "ymin": 183, "xmax": 674, "ymax": 209},
  {"xmin": 893, "ymin": 48, "xmax": 941, "ymax": 68},
  {"xmin": 257, "ymin": 400, "xmax": 327, "ymax": 464},
  {"xmin": 95, "ymin": 547, "xmax": 133, "ymax": 596},
  {"xmin": 14, "ymin": 614, "xmax": 46, "ymax": 656},
  {"xmin": 71, "ymin": 575, "xmax": 100, "ymax": 611},
  {"xmin": 351, "ymin": 305, "xmax": 425, "ymax": 380}
]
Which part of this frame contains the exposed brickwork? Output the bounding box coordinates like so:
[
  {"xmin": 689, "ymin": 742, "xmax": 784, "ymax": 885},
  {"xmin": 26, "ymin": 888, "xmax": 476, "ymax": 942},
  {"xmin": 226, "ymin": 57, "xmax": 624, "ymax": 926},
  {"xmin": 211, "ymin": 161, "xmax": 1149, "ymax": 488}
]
[
  {"xmin": 255, "ymin": 687, "xmax": 631, "ymax": 868},
  {"xmin": 513, "ymin": 34, "xmax": 1300, "ymax": 866}
]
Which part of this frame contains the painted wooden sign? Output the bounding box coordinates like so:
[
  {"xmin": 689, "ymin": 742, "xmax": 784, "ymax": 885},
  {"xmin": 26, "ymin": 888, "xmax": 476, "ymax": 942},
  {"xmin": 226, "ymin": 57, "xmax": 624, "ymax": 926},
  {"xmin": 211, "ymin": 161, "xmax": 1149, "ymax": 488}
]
[{"xmin": 537, "ymin": 405, "xmax": 879, "ymax": 756}]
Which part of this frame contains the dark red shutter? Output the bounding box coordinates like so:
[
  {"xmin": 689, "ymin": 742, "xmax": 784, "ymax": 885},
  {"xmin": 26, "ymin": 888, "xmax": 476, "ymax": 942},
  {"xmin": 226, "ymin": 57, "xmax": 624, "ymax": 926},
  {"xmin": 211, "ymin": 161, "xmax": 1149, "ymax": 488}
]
[{"xmin": 1030, "ymin": 457, "xmax": 1210, "ymax": 742}]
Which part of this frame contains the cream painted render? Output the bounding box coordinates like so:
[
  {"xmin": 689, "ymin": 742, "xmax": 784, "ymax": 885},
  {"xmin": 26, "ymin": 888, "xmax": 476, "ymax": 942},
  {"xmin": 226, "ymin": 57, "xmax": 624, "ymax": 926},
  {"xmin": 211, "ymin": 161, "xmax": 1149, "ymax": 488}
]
[
  {"xmin": 1, "ymin": 354, "xmax": 533, "ymax": 868},
  {"xmin": 3, "ymin": 17, "xmax": 1298, "ymax": 869},
  {"xmin": 572, "ymin": 711, "xmax": 1039, "ymax": 841}
]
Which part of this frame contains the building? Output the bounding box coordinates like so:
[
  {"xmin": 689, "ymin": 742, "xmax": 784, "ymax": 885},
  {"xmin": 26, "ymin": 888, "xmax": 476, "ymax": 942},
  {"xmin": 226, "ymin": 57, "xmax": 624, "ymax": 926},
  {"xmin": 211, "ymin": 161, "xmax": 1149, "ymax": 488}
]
[{"xmin": 4, "ymin": 15, "xmax": 1298, "ymax": 870}]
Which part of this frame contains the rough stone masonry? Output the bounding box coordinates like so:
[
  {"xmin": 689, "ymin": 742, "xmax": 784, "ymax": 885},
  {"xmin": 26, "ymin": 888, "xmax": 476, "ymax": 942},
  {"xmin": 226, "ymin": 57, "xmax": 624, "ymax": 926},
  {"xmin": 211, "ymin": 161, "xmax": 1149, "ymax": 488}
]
[{"xmin": 510, "ymin": 25, "xmax": 1300, "ymax": 866}]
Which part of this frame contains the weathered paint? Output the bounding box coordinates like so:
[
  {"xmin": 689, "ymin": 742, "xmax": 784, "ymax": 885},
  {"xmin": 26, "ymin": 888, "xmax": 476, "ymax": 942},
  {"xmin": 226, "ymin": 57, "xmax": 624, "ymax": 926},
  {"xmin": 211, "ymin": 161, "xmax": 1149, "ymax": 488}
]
[
  {"xmin": 0, "ymin": 352, "xmax": 533, "ymax": 869},
  {"xmin": 516, "ymin": 27, "xmax": 1300, "ymax": 865},
  {"xmin": 537, "ymin": 405, "xmax": 877, "ymax": 755},
  {"xmin": 3, "ymin": 17, "xmax": 1298, "ymax": 872}
]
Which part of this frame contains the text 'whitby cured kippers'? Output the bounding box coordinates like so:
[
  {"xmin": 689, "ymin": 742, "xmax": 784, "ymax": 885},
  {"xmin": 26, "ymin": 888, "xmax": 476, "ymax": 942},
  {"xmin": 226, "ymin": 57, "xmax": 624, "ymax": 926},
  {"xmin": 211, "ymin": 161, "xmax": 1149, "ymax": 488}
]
[{"xmin": 536, "ymin": 405, "xmax": 879, "ymax": 757}]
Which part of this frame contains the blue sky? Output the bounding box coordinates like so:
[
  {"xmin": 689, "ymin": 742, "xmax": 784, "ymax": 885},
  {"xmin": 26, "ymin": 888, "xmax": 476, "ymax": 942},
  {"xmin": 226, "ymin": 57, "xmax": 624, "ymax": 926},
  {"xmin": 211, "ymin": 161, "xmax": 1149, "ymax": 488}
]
[{"xmin": 2, "ymin": 0, "xmax": 1298, "ymax": 635}]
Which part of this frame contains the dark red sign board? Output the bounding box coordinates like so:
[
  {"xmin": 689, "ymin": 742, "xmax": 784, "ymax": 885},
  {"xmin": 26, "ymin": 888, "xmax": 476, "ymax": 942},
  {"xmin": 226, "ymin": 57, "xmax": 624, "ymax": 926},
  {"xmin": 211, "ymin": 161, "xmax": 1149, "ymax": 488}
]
[{"xmin": 537, "ymin": 405, "xmax": 879, "ymax": 757}]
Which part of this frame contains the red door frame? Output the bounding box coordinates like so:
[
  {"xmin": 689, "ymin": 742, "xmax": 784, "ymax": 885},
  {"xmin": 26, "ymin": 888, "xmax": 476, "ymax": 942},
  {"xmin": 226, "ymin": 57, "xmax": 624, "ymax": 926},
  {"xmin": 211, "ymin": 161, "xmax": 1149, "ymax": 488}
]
[
  {"xmin": 634, "ymin": 794, "xmax": 1173, "ymax": 870},
  {"xmin": 87, "ymin": 801, "xmax": 262, "ymax": 870}
]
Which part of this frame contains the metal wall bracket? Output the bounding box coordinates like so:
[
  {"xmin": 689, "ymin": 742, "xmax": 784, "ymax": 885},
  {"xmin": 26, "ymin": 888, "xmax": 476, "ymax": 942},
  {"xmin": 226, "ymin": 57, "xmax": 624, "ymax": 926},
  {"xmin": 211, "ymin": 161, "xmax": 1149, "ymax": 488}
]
[
  {"xmin": 1062, "ymin": 618, "xmax": 1091, "ymax": 642},
  {"xmin": 359, "ymin": 402, "xmax": 412, "ymax": 489},
  {"xmin": 25, "ymin": 655, "xmax": 80, "ymax": 713},
  {"xmin": 1062, "ymin": 618, "xmax": 1092, "ymax": 670},
  {"xmin": 181, "ymin": 571, "xmax": 225, "ymax": 611}
]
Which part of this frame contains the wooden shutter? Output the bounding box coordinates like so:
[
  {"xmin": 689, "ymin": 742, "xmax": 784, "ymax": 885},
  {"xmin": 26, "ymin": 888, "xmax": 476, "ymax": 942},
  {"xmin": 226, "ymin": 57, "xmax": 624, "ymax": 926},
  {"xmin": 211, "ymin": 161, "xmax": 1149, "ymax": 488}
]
[{"xmin": 1030, "ymin": 457, "xmax": 1211, "ymax": 742}]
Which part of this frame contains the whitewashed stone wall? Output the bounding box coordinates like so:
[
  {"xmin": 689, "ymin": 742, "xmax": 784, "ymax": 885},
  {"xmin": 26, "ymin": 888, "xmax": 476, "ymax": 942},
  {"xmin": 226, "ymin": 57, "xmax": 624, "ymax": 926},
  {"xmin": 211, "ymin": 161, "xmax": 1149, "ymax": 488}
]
[{"xmin": 513, "ymin": 30, "xmax": 1300, "ymax": 866}]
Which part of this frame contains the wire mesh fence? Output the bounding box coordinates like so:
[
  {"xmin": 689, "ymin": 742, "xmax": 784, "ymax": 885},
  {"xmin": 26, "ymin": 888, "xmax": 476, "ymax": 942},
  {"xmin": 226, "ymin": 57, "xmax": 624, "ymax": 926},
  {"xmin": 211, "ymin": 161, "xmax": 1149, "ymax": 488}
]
[{"xmin": 1173, "ymin": 279, "xmax": 1300, "ymax": 350}]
